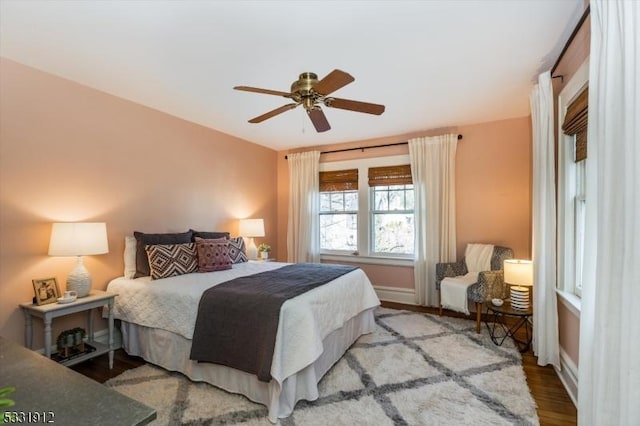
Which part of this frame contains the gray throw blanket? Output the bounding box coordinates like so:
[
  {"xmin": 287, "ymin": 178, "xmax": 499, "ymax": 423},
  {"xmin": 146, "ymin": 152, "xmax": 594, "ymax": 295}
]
[{"xmin": 189, "ymin": 263, "xmax": 358, "ymax": 382}]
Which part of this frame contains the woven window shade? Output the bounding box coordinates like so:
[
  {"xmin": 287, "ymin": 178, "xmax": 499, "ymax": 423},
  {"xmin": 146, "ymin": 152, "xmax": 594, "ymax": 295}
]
[
  {"xmin": 562, "ymin": 87, "xmax": 588, "ymax": 162},
  {"xmin": 368, "ymin": 165, "xmax": 412, "ymax": 187},
  {"xmin": 319, "ymin": 169, "xmax": 358, "ymax": 192}
]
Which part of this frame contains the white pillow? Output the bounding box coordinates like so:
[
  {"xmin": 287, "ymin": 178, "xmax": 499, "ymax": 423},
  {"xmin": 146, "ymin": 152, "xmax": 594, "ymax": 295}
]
[{"xmin": 124, "ymin": 236, "xmax": 137, "ymax": 279}]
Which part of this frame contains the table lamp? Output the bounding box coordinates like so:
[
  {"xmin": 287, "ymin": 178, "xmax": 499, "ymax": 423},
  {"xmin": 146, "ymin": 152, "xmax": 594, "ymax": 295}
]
[
  {"xmin": 504, "ymin": 259, "xmax": 533, "ymax": 310},
  {"xmin": 48, "ymin": 222, "xmax": 109, "ymax": 297},
  {"xmin": 239, "ymin": 218, "xmax": 265, "ymax": 260}
]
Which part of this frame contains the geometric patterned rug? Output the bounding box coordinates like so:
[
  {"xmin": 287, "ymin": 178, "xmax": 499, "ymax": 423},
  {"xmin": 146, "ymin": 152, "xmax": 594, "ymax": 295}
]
[{"xmin": 105, "ymin": 308, "xmax": 539, "ymax": 425}]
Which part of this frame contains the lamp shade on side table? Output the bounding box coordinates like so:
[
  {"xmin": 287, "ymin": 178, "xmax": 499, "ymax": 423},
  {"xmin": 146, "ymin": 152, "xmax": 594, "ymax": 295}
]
[{"xmin": 48, "ymin": 222, "xmax": 109, "ymax": 297}]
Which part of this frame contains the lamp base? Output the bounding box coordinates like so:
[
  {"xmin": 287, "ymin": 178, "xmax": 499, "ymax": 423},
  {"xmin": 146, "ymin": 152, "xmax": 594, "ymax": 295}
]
[
  {"xmin": 509, "ymin": 286, "xmax": 530, "ymax": 310},
  {"xmin": 66, "ymin": 256, "xmax": 92, "ymax": 297},
  {"xmin": 245, "ymin": 237, "xmax": 258, "ymax": 260}
]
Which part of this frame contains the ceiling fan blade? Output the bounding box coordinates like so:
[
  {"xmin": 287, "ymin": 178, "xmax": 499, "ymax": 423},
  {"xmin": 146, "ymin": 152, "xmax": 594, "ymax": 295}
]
[
  {"xmin": 248, "ymin": 103, "xmax": 298, "ymax": 123},
  {"xmin": 307, "ymin": 108, "xmax": 331, "ymax": 132},
  {"xmin": 313, "ymin": 69, "xmax": 355, "ymax": 96},
  {"xmin": 325, "ymin": 97, "xmax": 385, "ymax": 115},
  {"xmin": 234, "ymin": 86, "xmax": 292, "ymax": 98}
]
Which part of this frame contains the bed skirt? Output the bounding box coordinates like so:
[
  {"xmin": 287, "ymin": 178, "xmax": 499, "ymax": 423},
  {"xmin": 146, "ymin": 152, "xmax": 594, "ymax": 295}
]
[{"xmin": 120, "ymin": 307, "xmax": 376, "ymax": 422}]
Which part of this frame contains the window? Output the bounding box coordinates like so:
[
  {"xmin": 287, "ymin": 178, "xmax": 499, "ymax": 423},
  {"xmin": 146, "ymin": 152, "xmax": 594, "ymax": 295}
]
[
  {"xmin": 371, "ymin": 184, "xmax": 414, "ymax": 254},
  {"xmin": 369, "ymin": 165, "xmax": 414, "ymax": 255},
  {"xmin": 319, "ymin": 169, "xmax": 358, "ymax": 252},
  {"xmin": 573, "ymin": 160, "xmax": 586, "ymax": 295},
  {"xmin": 319, "ymin": 157, "xmax": 414, "ymax": 260},
  {"xmin": 558, "ymin": 68, "xmax": 589, "ymax": 298},
  {"xmin": 320, "ymin": 190, "xmax": 358, "ymax": 251}
]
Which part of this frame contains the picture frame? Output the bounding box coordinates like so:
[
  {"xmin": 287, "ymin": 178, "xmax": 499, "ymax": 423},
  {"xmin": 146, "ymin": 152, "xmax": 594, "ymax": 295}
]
[{"xmin": 32, "ymin": 277, "xmax": 60, "ymax": 306}]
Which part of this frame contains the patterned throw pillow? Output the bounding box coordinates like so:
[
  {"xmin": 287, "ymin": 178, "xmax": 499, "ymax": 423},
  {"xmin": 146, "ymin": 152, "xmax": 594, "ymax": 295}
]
[
  {"xmin": 195, "ymin": 238, "xmax": 232, "ymax": 272},
  {"xmin": 134, "ymin": 230, "xmax": 193, "ymax": 278},
  {"xmin": 145, "ymin": 243, "xmax": 198, "ymax": 280},
  {"xmin": 227, "ymin": 237, "xmax": 248, "ymax": 263}
]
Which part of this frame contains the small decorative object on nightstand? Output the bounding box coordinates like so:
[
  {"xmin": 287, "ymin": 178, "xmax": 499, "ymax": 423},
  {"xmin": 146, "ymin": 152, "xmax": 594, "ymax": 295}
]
[
  {"xmin": 31, "ymin": 277, "xmax": 61, "ymax": 306},
  {"xmin": 48, "ymin": 222, "xmax": 109, "ymax": 297},
  {"xmin": 258, "ymin": 243, "xmax": 271, "ymax": 259},
  {"xmin": 55, "ymin": 327, "xmax": 89, "ymax": 360}
]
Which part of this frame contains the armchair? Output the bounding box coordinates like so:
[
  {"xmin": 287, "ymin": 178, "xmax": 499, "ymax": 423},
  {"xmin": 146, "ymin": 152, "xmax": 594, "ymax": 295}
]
[{"xmin": 436, "ymin": 245, "xmax": 514, "ymax": 333}]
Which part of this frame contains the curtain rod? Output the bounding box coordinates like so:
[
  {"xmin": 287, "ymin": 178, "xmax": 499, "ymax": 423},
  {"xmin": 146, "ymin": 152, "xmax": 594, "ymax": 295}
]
[
  {"xmin": 285, "ymin": 134, "xmax": 462, "ymax": 159},
  {"xmin": 550, "ymin": 4, "xmax": 591, "ymax": 77}
]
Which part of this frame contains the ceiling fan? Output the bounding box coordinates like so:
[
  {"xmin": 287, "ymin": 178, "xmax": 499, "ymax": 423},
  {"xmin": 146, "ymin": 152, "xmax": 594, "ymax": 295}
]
[{"xmin": 234, "ymin": 69, "xmax": 385, "ymax": 133}]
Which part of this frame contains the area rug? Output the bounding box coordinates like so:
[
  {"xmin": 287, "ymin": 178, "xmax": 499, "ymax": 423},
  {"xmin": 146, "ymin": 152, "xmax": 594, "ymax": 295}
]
[{"xmin": 105, "ymin": 308, "xmax": 539, "ymax": 425}]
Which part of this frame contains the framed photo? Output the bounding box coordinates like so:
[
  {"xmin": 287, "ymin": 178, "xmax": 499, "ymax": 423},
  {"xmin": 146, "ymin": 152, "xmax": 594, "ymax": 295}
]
[{"xmin": 32, "ymin": 277, "xmax": 60, "ymax": 306}]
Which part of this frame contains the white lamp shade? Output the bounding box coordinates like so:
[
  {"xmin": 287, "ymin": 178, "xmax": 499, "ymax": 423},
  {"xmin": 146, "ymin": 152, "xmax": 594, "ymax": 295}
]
[
  {"xmin": 504, "ymin": 259, "xmax": 533, "ymax": 286},
  {"xmin": 239, "ymin": 218, "xmax": 265, "ymax": 238},
  {"xmin": 48, "ymin": 222, "xmax": 109, "ymax": 256}
]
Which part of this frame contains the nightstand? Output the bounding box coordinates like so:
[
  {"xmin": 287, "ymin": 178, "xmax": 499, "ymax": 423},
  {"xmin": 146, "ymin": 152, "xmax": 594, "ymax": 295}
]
[{"xmin": 20, "ymin": 290, "xmax": 118, "ymax": 368}]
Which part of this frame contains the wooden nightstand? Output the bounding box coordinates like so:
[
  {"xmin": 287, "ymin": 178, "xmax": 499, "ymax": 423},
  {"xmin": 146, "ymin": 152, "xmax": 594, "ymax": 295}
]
[{"xmin": 20, "ymin": 290, "xmax": 118, "ymax": 368}]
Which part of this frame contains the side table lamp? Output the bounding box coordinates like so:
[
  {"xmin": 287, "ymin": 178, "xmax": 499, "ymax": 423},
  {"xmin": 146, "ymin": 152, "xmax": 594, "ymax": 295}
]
[
  {"xmin": 239, "ymin": 218, "xmax": 265, "ymax": 260},
  {"xmin": 504, "ymin": 259, "xmax": 533, "ymax": 310},
  {"xmin": 48, "ymin": 222, "xmax": 109, "ymax": 297}
]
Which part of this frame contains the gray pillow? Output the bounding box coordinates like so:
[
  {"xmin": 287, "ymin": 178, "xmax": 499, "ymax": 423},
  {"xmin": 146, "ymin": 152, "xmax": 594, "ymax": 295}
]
[{"xmin": 190, "ymin": 230, "xmax": 230, "ymax": 240}]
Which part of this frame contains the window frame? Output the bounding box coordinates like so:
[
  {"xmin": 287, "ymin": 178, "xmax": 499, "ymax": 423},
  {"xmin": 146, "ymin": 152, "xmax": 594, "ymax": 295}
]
[
  {"xmin": 319, "ymin": 155, "xmax": 414, "ymax": 264},
  {"xmin": 557, "ymin": 58, "xmax": 589, "ymax": 301},
  {"xmin": 369, "ymin": 184, "xmax": 415, "ymax": 257},
  {"xmin": 319, "ymin": 190, "xmax": 359, "ymax": 254}
]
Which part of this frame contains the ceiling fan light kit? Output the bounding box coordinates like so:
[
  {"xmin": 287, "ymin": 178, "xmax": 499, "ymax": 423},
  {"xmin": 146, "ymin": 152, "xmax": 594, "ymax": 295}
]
[{"xmin": 234, "ymin": 69, "xmax": 385, "ymax": 133}]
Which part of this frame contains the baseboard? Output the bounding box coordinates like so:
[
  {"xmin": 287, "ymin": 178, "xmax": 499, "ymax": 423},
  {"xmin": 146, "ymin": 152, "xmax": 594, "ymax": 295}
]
[
  {"xmin": 374, "ymin": 285, "xmax": 416, "ymax": 305},
  {"xmin": 34, "ymin": 327, "xmax": 123, "ymax": 355},
  {"xmin": 556, "ymin": 347, "xmax": 578, "ymax": 408}
]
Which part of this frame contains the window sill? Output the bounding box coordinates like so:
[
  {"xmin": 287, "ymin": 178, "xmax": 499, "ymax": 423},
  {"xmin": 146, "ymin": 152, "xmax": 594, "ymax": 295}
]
[
  {"xmin": 556, "ymin": 289, "xmax": 581, "ymax": 317},
  {"xmin": 321, "ymin": 254, "xmax": 414, "ymax": 267}
]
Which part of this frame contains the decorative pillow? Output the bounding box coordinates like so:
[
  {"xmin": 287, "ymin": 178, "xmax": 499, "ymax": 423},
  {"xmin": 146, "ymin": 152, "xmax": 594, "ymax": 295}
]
[
  {"xmin": 124, "ymin": 236, "xmax": 137, "ymax": 279},
  {"xmin": 134, "ymin": 230, "xmax": 193, "ymax": 277},
  {"xmin": 190, "ymin": 230, "xmax": 230, "ymax": 241},
  {"xmin": 195, "ymin": 238, "xmax": 232, "ymax": 272},
  {"xmin": 227, "ymin": 237, "xmax": 248, "ymax": 263},
  {"xmin": 145, "ymin": 242, "xmax": 198, "ymax": 280}
]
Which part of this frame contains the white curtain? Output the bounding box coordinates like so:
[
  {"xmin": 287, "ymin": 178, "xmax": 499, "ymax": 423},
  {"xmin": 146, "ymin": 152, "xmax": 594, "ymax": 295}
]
[
  {"xmin": 287, "ymin": 151, "xmax": 321, "ymax": 263},
  {"xmin": 529, "ymin": 71, "xmax": 560, "ymax": 368},
  {"xmin": 409, "ymin": 134, "xmax": 458, "ymax": 306},
  {"xmin": 579, "ymin": 1, "xmax": 640, "ymax": 425}
]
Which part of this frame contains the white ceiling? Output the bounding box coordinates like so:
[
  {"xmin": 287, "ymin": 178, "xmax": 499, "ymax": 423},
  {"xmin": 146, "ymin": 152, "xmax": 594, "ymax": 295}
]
[{"xmin": 0, "ymin": 1, "xmax": 582, "ymax": 151}]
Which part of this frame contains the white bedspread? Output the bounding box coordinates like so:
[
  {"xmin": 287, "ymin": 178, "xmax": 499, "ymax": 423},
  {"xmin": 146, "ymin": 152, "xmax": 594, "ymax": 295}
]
[{"xmin": 106, "ymin": 261, "xmax": 380, "ymax": 384}]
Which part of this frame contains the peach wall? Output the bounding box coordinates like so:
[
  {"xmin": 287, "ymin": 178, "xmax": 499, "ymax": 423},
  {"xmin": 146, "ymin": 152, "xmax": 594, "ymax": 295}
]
[
  {"xmin": 0, "ymin": 58, "xmax": 277, "ymax": 347},
  {"xmin": 558, "ymin": 296, "xmax": 580, "ymax": 364},
  {"xmin": 277, "ymin": 117, "xmax": 532, "ymax": 293}
]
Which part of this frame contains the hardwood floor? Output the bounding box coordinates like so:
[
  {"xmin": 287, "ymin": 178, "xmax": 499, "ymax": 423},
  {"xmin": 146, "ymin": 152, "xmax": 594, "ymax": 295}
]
[{"xmin": 72, "ymin": 303, "xmax": 577, "ymax": 425}]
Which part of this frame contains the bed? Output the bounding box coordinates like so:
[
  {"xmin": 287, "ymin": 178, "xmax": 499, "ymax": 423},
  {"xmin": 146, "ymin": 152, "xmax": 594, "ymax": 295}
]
[{"xmin": 106, "ymin": 260, "xmax": 380, "ymax": 422}]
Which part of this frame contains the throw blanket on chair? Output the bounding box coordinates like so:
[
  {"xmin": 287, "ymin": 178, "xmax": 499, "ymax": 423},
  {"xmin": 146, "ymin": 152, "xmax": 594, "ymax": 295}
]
[
  {"xmin": 441, "ymin": 244, "xmax": 494, "ymax": 315},
  {"xmin": 190, "ymin": 263, "xmax": 357, "ymax": 382}
]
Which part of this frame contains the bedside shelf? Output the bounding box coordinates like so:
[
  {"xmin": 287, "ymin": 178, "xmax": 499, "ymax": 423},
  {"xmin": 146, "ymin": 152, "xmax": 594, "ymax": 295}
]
[{"xmin": 20, "ymin": 290, "xmax": 119, "ymax": 369}]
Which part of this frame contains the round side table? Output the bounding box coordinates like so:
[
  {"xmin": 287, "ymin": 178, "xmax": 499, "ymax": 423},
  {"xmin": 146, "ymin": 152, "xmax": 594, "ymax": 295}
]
[{"xmin": 485, "ymin": 300, "xmax": 533, "ymax": 353}]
